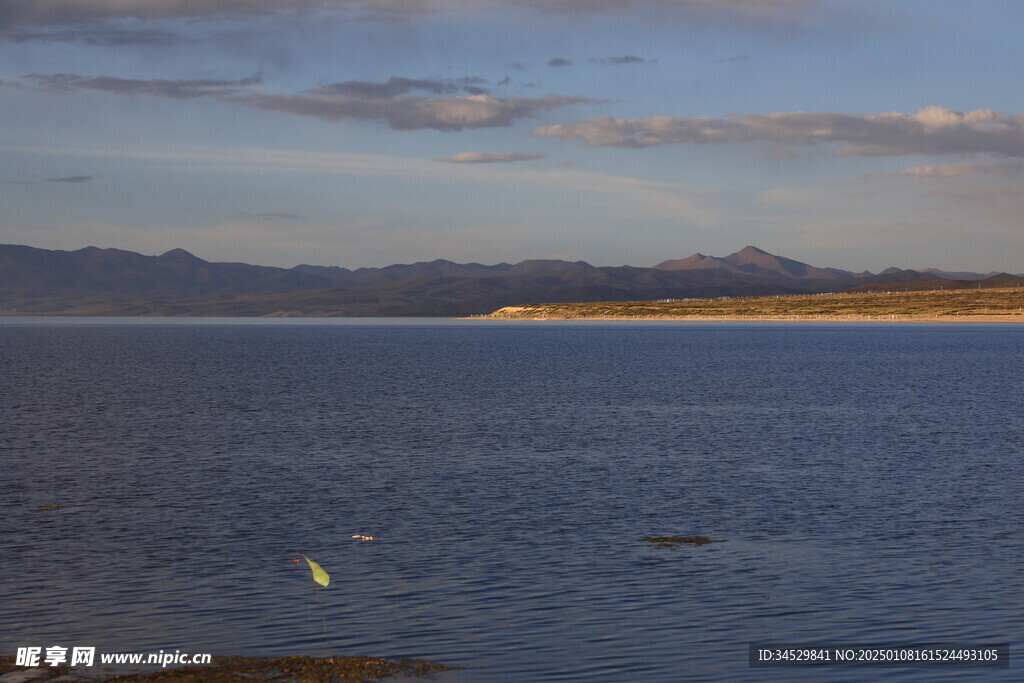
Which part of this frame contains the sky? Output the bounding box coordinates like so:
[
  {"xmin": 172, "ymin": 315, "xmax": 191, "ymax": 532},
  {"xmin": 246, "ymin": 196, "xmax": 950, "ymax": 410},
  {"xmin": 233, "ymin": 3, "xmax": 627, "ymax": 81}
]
[{"xmin": 2, "ymin": 0, "xmax": 1024, "ymax": 273}]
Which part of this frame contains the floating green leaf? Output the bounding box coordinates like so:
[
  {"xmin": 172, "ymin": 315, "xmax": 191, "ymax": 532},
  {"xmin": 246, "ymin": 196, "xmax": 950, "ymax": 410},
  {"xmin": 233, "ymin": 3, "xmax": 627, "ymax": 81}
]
[{"xmin": 302, "ymin": 554, "xmax": 330, "ymax": 587}]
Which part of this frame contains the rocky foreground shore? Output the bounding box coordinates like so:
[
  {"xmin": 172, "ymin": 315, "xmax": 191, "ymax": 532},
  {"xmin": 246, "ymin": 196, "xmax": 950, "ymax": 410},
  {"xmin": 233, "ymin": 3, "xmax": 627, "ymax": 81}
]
[{"xmin": 0, "ymin": 656, "xmax": 456, "ymax": 682}]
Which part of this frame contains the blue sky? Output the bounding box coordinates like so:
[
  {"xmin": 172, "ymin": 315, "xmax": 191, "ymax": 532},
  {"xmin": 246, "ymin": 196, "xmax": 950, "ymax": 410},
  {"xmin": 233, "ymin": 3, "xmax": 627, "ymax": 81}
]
[{"xmin": 2, "ymin": 0, "xmax": 1023, "ymax": 272}]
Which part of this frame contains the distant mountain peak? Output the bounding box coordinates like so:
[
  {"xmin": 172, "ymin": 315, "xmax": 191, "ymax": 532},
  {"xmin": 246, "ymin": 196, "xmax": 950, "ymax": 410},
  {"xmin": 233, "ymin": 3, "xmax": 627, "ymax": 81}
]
[
  {"xmin": 516, "ymin": 258, "xmax": 591, "ymax": 267},
  {"xmin": 656, "ymin": 246, "xmax": 855, "ymax": 280},
  {"xmin": 724, "ymin": 246, "xmax": 780, "ymax": 264},
  {"xmin": 920, "ymin": 267, "xmax": 998, "ymax": 281},
  {"xmin": 653, "ymin": 252, "xmax": 726, "ymax": 271},
  {"xmin": 159, "ymin": 248, "xmax": 205, "ymax": 264},
  {"xmin": 505, "ymin": 259, "xmax": 593, "ymax": 276},
  {"xmin": 722, "ymin": 246, "xmax": 813, "ymax": 277}
]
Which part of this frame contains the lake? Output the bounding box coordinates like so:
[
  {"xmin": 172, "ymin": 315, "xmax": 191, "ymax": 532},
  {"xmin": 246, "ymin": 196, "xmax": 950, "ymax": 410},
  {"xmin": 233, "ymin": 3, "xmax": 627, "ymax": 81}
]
[{"xmin": 2, "ymin": 318, "xmax": 1021, "ymax": 681}]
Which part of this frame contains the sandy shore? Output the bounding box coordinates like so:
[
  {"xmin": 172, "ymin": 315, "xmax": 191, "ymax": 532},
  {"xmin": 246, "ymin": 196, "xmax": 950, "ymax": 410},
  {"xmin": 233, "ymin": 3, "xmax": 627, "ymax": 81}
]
[{"xmin": 472, "ymin": 314, "xmax": 1024, "ymax": 323}]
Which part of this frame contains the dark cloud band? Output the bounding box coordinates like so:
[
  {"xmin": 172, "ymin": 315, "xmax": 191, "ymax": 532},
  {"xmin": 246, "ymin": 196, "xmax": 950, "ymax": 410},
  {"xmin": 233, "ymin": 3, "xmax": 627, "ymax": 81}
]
[
  {"xmin": 233, "ymin": 92, "xmax": 594, "ymax": 131},
  {"xmin": 48, "ymin": 175, "xmax": 93, "ymax": 182},
  {"xmin": 13, "ymin": 72, "xmax": 595, "ymax": 131},
  {"xmin": 588, "ymin": 55, "xmax": 652, "ymax": 65},
  {"xmin": 25, "ymin": 73, "xmax": 261, "ymax": 98},
  {"xmin": 0, "ymin": 1, "xmax": 811, "ymax": 29},
  {"xmin": 311, "ymin": 76, "xmax": 488, "ymax": 99}
]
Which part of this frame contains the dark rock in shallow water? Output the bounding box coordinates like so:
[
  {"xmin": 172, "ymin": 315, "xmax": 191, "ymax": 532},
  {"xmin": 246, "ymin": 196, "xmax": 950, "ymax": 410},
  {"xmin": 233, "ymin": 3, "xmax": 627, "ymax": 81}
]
[{"xmin": 640, "ymin": 536, "xmax": 725, "ymax": 548}]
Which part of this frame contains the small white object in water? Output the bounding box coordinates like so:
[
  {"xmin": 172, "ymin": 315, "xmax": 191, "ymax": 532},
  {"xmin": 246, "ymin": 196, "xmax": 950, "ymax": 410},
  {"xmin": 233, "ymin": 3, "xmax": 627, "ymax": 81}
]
[{"xmin": 351, "ymin": 534, "xmax": 376, "ymax": 541}]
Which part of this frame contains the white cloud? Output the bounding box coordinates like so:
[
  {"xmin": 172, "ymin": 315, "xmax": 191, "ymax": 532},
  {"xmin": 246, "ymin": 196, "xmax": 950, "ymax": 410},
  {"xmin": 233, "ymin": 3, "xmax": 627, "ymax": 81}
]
[
  {"xmin": 898, "ymin": 163, "xmax": 981, "ymax": 178},
  {"xmin": 898, "ymin": 161, "xmax": 1024, "ymax": 178},
  {"xmin": 533, "ymin": 106, "xmax": 1024, "ymax": 157},
  {"xmin": 232, "ymin": 92, "xmax": 593, "ymax": 131},
  {"xmin": 436, "ymin": 151, "xmax": 544, "ymax": 163}
]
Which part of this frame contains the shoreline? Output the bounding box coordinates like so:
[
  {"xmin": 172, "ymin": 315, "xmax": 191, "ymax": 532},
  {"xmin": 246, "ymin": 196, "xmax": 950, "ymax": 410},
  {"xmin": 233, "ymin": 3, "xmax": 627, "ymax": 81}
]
[
  {"xmin": 470, "ymin": 314, "xmax": 1024, "ymax": 323},
  {"xmin": 471, "ymin": 287, "xmax": 1024, "ymax": 323},
  {"xmin": 0, "ymin": 655, "xmax": 456, "ymax": 682}
]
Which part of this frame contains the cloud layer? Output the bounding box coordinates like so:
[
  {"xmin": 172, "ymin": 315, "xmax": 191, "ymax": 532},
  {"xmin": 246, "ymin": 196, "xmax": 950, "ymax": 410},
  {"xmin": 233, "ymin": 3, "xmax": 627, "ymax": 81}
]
[
  {"xmin": 48, "ymin": 175, "xmax": 93, "ymax": 182},
  {"xmin": 312, "ymin": 76, "xmax": 488, "ymax": 98},
  {"xmin": 533, "ymin": 106, "xmax": 1024, "ymax": 156},
  {"xmin": 25, "ymin": 73, "xmax": 261, "ymax": 98},
  {"xmin": 1, "ymin": 0, "xmax": 811, "ymax": 29},
  {"xmin": 898, "ymin": 161, "xmax": 1024, "ymax": 178},
  {"xmin": 435, "ymin": 151, "xmax": 545, "ymax": 163},
  {"xmin": 233, "ymin": 92, "xmax": 593, "ymax": 131},
  {"xmin": 2, "ymin": 27, "xmax": 182, "ymax": 45},
  {"xmin": 14, "ymin": 72, "xmax": 593, "ymax": 131},
  {"xmin": 589, "ymin": 55, "xmax": 653, "ymax": 65}
]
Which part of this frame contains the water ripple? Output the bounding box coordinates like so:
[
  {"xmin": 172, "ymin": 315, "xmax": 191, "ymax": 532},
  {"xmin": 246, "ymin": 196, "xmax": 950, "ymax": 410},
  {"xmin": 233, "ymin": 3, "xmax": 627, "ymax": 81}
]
[{"xmin": 2, "ymin": 322, "xmax": 1022, "ymax": 680}]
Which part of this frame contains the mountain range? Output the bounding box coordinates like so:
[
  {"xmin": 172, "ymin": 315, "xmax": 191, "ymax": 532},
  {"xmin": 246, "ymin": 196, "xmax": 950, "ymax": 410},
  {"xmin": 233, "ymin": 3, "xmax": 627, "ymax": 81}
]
[{"xmin": 1, "ymin": 243, "xmax": 1020, "ymax": 316}]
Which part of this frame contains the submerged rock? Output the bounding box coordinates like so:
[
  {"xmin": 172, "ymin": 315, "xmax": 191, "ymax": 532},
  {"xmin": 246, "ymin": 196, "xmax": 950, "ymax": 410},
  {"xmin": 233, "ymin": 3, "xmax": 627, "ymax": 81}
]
[{"xmin": 639, "ymin": 536, "xmax": 724, "ymax": 548}]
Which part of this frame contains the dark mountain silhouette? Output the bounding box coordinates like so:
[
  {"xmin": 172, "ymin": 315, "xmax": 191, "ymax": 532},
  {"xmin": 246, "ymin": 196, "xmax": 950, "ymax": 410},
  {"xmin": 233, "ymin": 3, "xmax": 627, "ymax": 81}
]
[
  {"xmin": 292, "ymin": 258, "xmax": 591, "ymax": 288},
  {"xmin": 722, "ymin": 245, "xmax": 854, "ymax": 279},
  {"xmin": 0, "ymin": 243, "xmax": 1011, "ymax": 316},
  {"xmin": 0, "ymin": 244, "xmax": 331, "ymax": 311},
  {"xmin": 291, "ymin": 263, "xmax": 354, "ymax": 279},
  {"xmin": 653, "ymin": 252, "xmax": 727, "ymax": 272},
  {"xmin": 294, "ymin": 258, "xmax": 517, "ymax": 287},
  {"xmin": 918, "ymin": 268, "xmax": 1002, "ymax": 280},
  {"xmin": 861, "ymin": 268, "xmax": 936, "ymax": 283},
  {"xmin": 54, "ymin": 266, "xmax": 817, "ymax": 317},
  {"xmin": 849, "ymin": 274, "xmax": 1024, "ymax": 293},
  {"xmin": 655, "ymin": 245, "xmax": 855, "ymax": 280}
]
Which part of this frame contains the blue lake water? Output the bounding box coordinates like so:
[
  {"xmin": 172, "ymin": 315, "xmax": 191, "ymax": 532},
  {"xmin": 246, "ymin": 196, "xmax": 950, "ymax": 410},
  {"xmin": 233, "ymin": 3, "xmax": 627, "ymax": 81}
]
[{"xmin": 2, "ymin": 318, "xmax": 1022, "ymax": 681}]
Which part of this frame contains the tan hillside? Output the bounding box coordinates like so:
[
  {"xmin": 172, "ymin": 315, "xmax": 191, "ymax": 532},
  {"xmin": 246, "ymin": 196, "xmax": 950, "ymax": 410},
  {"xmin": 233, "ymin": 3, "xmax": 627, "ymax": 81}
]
[{"xmin": 482, "ymin": 286, "xmax": 1024, "ymax": 322}]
